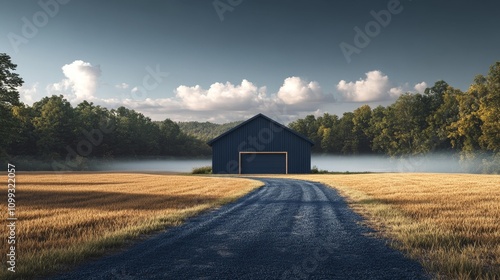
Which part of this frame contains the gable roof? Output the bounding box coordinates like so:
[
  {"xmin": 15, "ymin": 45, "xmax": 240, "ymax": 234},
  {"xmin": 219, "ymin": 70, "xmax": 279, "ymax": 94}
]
[{"xmin": 207, "ymin": 113, "xmax": 314, "ymax": 146}]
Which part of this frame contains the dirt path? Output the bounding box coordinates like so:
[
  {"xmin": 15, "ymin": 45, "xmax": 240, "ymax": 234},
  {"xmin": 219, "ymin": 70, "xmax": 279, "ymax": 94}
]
[{"xmin": 52, "ymin": 178, "xmax": 428, "ymax": 279}]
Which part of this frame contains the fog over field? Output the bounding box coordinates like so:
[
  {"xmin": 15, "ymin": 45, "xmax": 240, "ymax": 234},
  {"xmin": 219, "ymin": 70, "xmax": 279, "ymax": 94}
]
[
  {"xmin": 312, "ymin": 154, "xmax": 464, "ymax": 173},
  {"xmin": 88, "ymin": 153, "xmax": 470, "ymax": 173},
  {"xmin": 93, "ymin": 158, "xmax": 212, "ymax": 173}
]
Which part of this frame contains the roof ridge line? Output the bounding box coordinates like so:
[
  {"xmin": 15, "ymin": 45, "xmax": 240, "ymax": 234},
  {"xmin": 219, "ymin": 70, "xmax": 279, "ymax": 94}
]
[{"xmin": 207, "ymin": 113, "xmax": 314, "ymax": 146}]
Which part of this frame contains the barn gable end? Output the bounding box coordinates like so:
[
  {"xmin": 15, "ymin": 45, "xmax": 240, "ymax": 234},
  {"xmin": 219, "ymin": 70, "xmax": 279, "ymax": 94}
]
[{"xmin": 207, "ymin": 114, "xmax": 313, "ymax": 174}]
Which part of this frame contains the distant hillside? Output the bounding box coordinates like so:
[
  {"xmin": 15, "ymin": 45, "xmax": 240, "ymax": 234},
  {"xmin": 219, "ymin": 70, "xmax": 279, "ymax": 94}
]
[{"xmin": 178, "ymin": 120, "xmax": 243, "ymax": 142}]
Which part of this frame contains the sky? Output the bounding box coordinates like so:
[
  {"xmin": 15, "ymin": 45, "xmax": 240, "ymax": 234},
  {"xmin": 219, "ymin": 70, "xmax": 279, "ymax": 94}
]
[{"xmin": 1, "ymin": 0, "xmax": 499, "ymax": 123}]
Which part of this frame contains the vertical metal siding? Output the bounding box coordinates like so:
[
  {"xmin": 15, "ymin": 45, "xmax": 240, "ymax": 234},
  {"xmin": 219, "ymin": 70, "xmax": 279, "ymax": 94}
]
[{"xmin": 211, "ymin": 115, "xmax": 311, "ymax": 174}]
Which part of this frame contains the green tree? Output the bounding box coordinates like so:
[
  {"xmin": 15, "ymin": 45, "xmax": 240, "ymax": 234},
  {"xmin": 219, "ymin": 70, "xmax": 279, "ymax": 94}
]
[
  {"xmin": 159, "ymin": 119, "xmax": 182, "ymax": 155},
  {"xmin": 368, "ymin": 105, "xmax": 389, "ymax": 153},
  {"xmin": 337, "ymin": 112, "xmax": 357, "ymax": 154},
  {"xmin": 318, "ymin": 127, "xmax": 333, "ymax": 152},
  {"xmin": 289, "ymin": 115, "xmax": 321, "ymax": 152},
  {"xmin": 111, "ymin": 106, "xmax": 160, "ymax": 156},
  {"xmin": 424, "ymin": 80, "xmax": 448, "ymax": 112},
  {"xmin": 375, "ymin": 94, "xmax": 429, "ymax": 156},
  {"xmin": 177, "ymin": 120, "xmax": 242, "ymax": 142},
  {"xmin": 424, "ymin": 83, "xmax": 460, "ymax": 151},
  {"xmin": 0, "ymin": 53, "xmax": 22, "ymax": 106},
  {"xmin": 448, "ymin": 77, "xmax": 485, "ymax": 152},
  {"xmin": 316, "ymin": 113, "xmax": 338, "ymax": 153},
  {"xmin": 461, "ymin": 62, "xmax": 500, "ymax": 173},
  {"xmin": 394, "ymin": 93, "xmax": 429, "ymax": 155},
  {"xmin": 478, "ymin": 62, "xmax": 500, "ymax": 152},
  {"xmin": 74, "ymin": 101, "xmax": 115, "ymax": 157},
  {"xmin": 436, "ymin": 89, "xmax": 461, "ymax": 148},
  {"xmin": 352, "ymin": 105, "xmax": 372, "ymax": 153},
  {"xmin": 0, "ymin": 53, "xmax": 23, "ymax": 155},
  {"xmin": 9, "ymin": 104, "xmax": 37, "ymax": 155},
  {"xmin": 32, "ymin": 95, "xmax": 76, "ymax": 158}
]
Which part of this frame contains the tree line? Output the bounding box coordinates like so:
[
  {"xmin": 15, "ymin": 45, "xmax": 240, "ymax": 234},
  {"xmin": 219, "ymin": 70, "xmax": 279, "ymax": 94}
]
[
  {"xmin": 1, "ymin": 53, "xmax": 498, "ymax": 172},
  {"xmin": 1, "ymin": 54, "xmax": 210, "ymax": 169},
  {"xmin": 177, "ymin": 120, "xmax": 242, "ymax": 142},
  {"xmin": 289, "ymin": 62, "xmax": 500, "ymax": 173},
  {"xmin": 3, "ymin": 95, "xmax": 212, "ymax": 160}
]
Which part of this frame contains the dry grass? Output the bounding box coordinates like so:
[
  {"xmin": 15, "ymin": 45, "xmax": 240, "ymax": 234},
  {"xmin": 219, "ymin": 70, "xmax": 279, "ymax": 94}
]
[
  {"xmin": 275, "ymin": 173, "xmax": 500, "ymax": 280},
  {"xmin": 0, "ymin": 173, "xmax": 263, "ymax": 279},
  {"xmin": 3, "ymin": 172, "xmax": 498, "ymax": 279}
]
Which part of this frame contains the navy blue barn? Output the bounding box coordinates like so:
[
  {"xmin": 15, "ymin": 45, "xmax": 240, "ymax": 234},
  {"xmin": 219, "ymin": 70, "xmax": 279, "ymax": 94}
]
[{"xmin": 207, "ymin": 114, "xmax": 314, "ymax": 174}]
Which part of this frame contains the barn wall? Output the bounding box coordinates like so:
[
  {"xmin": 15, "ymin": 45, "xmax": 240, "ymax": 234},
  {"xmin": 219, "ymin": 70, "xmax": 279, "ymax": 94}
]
[{"xmin": 211, "ymin": 116, "xmax": 311, "ymax": 174}]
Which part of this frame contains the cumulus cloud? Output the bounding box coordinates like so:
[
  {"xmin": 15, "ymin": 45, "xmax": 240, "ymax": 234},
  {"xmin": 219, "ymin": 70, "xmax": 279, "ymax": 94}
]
[
  {"xmin": 337, "ymin": 70, "xmax": 394, "ymax": 102},
  {"xmin": 389, "ymin": 86, "xmax": 404, "ymax": 97},
  {"xmin": 17, "ymin": 83, "xmax": 39, "ymax": 105},
  {"xmin": 106, "ymin": 77, "xmax": 335, "ymax": 123},
  {"xmin": 337, "ymin": 71, "xmax": 429, "ymax": 102},
  {"xmin": 175, "ymin": 79, "xmax": 267, "ymax": 111},
  {"xmin": 43, "ymin": 61, "xmax": 339, "ymax": 122},
  {"xmin": 48, "ymin": 60, "xmax": 101, "ymax": 103},
  {"xmin": 277, "ymin": 77, "xmax": 326, "ymax": 105},
  {"xmin": 414, "ymin": 82, "xmax": 428, "ymax": 93}
]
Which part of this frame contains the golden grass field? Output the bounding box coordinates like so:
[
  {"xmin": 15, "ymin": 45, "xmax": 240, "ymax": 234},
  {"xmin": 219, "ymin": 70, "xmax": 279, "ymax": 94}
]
[
  {"xmin": 0, "ymin": 173, "xmax": 263, "ymax": 279},
  {"xmin": 1, "ymin": 172, "xmax": 499, "ymax": 279},
  {"xmin": 279, "ymin": 173, "xmax": 500, "ymax": 280}
]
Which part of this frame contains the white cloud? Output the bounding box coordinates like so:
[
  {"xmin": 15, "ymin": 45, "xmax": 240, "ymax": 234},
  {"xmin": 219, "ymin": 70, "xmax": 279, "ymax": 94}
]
[
  {"xmin": 276, "ymin": 76, "xmax": 326, "ymax": 105},
  {"xmin": 312, "ymin": 109, "xmax": 324, "ymax": 118},
  {"xmin": 42, "ymin": 61, "xmax": 339, "ymax": 122},
  {"xmin": 17, "ymin": 83, "xmax": 39, "ymax": 105},
  {"xmin": 104, "ymin": 78, "xmax": 335, "ymax": 123},
  {"xmin": 48, "ymin": 60, "xmax": 101, "ymax": 103},
  {"xmin": 414, "ymin": 81, "xmax": 428, "ymax": 93},
  {"xmin": 175, "ymin": 79, "xmax": 268, "ymax": 111},
  {"xmin": 47, "ymin": 79, "xmax": 71, "ymax": 92},
  {"xmin": 389, "ymin": 86, "xmax": 404, "ymax": 97},
  {"xmin": 115, "ymin": 83, "xmax": 129, "ymax": 89},
  {"xmin": 336, "ymin": 72, "xmax": 428, "ymax": 102},
  {"xmin": 337, "ymin": 70, "xmax": 394, "ymax": 102}
]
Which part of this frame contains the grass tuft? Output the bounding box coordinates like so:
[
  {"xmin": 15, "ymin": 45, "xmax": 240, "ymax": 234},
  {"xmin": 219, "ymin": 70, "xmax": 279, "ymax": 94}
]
[{"xmin": 192, "ymin": 166, "xmax": 212, "ymax": 174}]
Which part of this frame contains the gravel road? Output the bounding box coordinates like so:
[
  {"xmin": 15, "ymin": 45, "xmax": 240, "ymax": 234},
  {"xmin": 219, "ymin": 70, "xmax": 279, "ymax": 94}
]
[{"xmin": 52, "ymin": 178, "xmax": 429, "ymax": 279}]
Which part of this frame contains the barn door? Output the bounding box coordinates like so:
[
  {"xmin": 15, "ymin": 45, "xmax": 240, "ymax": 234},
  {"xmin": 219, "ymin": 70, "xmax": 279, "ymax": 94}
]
[{"xmin": 239, "ymin": 152, "xmax": 288, "ymax": 174}]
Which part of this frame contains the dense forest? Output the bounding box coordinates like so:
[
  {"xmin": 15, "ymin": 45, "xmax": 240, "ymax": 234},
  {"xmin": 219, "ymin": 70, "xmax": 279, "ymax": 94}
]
[
  {"xmin": 177, "ymin": 121, "xmax": 242, "ymax": 142},
  {"xmin": 1, "ymin": 54, "xmax": 211, "ymax": 170},
  {"xmin": 1, "ymin": 53, "xmax": 499, "ymax": 172},
  {"xmin": 289, "ymin": 63, "xmax": 500, "ymax": 173}
]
